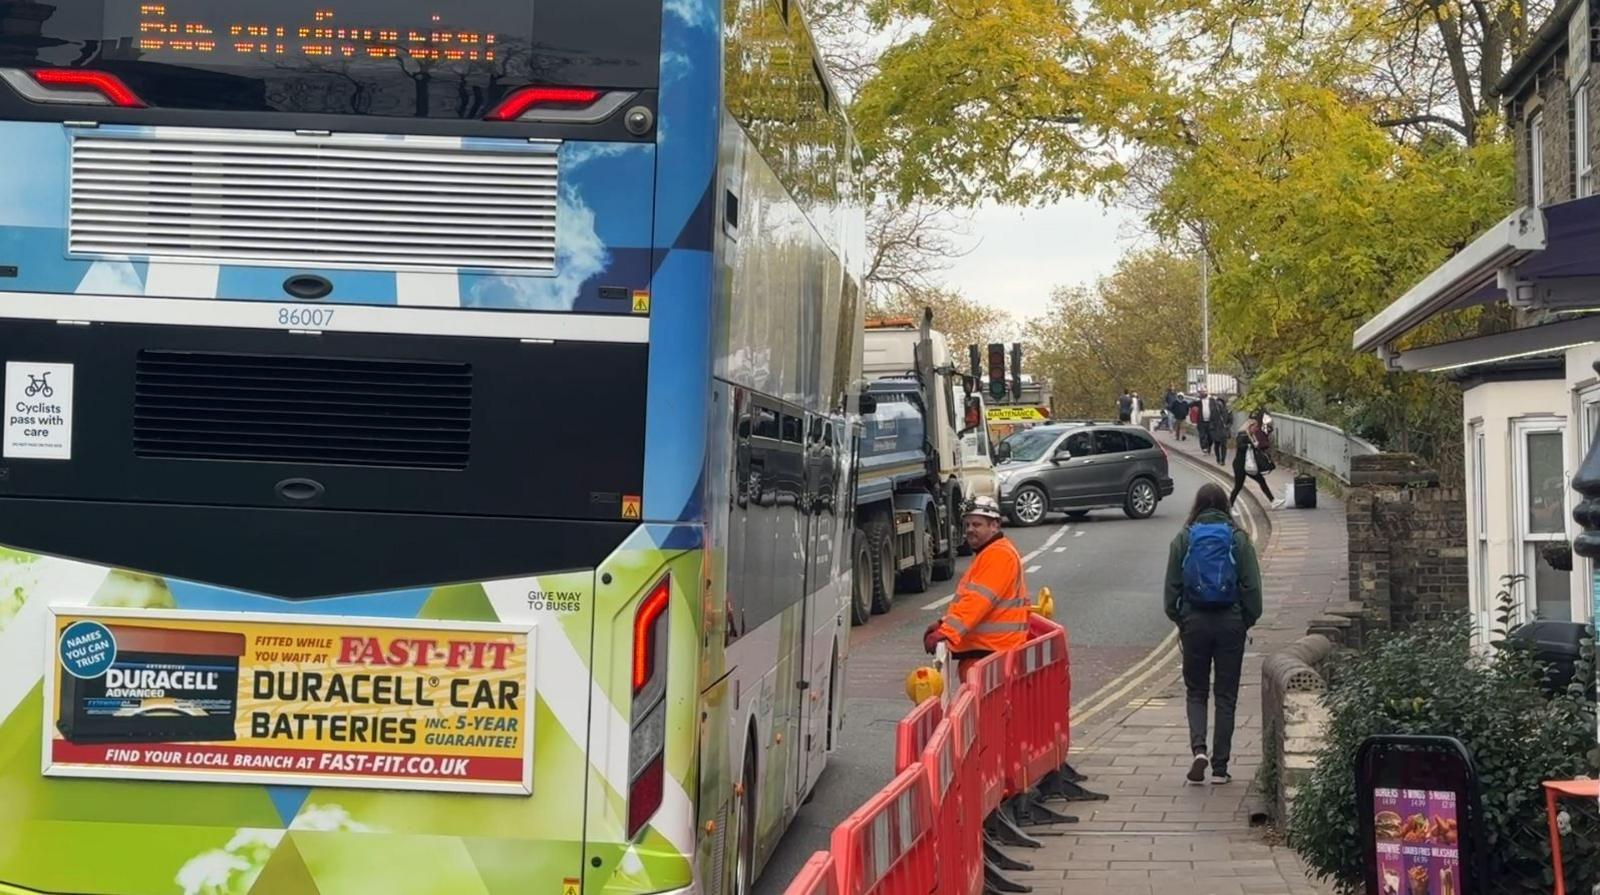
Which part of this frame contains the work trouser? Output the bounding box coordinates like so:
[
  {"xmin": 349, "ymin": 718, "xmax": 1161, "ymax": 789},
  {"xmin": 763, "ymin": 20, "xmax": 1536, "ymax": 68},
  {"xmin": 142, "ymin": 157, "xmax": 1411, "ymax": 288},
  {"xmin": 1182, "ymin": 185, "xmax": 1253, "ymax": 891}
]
[{"xmin": 1178, "ymin": 610, "xmax": 1247, "ymax": 773}]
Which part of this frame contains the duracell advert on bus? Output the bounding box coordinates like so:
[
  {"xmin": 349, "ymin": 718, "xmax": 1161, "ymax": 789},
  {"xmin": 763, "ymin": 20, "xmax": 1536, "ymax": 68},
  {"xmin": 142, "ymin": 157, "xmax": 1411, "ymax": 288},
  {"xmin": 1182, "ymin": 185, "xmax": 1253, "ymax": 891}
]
[{"xmin": 57, "ymin": 625, "xmax": 246, "ymax": 744}]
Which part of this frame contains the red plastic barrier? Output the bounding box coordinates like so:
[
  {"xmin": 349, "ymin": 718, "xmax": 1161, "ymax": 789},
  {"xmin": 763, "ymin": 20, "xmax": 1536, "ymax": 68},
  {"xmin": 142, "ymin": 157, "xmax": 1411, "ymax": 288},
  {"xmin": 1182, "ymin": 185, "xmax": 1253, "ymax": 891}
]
[
  {"xmin": 942, "ymin": 687, "xmax": 984, "ymax": 895},
  {"xmin": 920, "ymin": 718, "xmax": 961, "ymax": 895},
  {"xmin": 963, "ymin": 650, "xmax": 1010, "ymax": 812},
  {"xmin": 894, "ymin": 694, "xmax": 944, "ymax": 773},
  {"xmin": 831, "ymin": 764, "xmax": 938, "ymax": 895},
  {"xmin": 1004, "ymin": 616, "xmax": 1071, "ymax": 794},
  {"xmin": 783, "ymin": 852, "xmax": 842, "ymax": 895}
]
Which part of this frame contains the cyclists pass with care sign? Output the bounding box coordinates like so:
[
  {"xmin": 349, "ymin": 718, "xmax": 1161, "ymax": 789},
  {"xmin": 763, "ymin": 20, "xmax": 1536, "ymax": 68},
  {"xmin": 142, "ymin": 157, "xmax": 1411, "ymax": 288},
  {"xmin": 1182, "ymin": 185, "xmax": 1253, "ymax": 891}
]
[
  {"xmin": 1163, "ymin": 483, "xmax": 1262, "ymax": 787},
  {"xmin": 924, "ymin": 496, "xmax": 1029, "ymax": 677}
]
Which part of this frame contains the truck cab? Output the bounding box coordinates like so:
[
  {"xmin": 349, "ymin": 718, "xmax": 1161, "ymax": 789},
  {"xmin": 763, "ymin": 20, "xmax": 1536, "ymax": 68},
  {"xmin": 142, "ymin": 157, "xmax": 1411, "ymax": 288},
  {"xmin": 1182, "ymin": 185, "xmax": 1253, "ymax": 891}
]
[
  {"xmin": 954, "ymin": 385, "xmax": 998, "ymax": 506},
  {"xmin": 862, "ymin": 317, "xmax": 995, "ymax": 520}
]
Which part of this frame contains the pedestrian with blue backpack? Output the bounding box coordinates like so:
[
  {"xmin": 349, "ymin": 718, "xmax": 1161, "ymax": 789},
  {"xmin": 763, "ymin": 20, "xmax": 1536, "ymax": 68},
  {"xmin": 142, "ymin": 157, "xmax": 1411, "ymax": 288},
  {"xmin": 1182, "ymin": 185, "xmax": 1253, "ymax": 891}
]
[{"xmin": 1163, "ymin": 483, "xmax": 1262, "ymax": 785}]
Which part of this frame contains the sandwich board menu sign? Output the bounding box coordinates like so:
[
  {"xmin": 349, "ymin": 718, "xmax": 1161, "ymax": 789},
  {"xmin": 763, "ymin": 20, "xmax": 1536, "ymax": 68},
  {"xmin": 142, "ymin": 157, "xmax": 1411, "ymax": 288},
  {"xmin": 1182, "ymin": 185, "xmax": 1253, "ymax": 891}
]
[{"xmin": 1357, "ymin": 735, "xmax": 1483, "ymax": 895}]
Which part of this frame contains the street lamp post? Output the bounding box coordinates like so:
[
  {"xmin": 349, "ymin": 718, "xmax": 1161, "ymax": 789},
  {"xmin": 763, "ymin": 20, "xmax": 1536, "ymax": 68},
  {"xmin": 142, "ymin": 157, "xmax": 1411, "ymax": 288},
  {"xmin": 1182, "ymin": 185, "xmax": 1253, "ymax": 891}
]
[{"xmin": 1201, "ymin": 248, "xmax": 1210, "ymax": 379}]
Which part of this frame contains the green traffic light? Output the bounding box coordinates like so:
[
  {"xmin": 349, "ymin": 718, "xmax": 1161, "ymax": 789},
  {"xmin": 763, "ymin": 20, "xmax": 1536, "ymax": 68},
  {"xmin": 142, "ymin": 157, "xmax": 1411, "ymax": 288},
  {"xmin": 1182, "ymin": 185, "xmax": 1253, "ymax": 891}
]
[{"xmin": 989, "ymin": 380, "xmax": 1005, "ymax": 399}]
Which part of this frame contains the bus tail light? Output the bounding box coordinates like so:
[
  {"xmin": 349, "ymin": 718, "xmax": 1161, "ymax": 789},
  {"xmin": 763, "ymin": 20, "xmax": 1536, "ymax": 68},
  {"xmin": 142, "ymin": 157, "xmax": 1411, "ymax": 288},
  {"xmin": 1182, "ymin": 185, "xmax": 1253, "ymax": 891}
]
[
  {"xmin": 12, "ymin": 69, "xmax": 147, "ymax": 107},
  {"xmin": 485, "ymin": 86, "xmax": 603, "ymax": 121},
  {"xmin": 632, "ymin": 578, "xmax": 670, "ymax": 695},
  {"xmin": 627, "ymin": 752, "xmax": 665, "ymax": 838},
  {"xmin": 627, "ymin": 575, "xmax": 671, "ymax": 839}
]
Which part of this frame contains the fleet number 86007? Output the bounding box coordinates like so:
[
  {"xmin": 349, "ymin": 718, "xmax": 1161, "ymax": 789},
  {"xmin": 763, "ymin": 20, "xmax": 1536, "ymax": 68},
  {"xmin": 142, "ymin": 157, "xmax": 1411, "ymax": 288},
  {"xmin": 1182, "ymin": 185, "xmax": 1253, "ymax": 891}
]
[{"xmin": 277, "ymin": 307, "xmax": 336, "ymax": 328}]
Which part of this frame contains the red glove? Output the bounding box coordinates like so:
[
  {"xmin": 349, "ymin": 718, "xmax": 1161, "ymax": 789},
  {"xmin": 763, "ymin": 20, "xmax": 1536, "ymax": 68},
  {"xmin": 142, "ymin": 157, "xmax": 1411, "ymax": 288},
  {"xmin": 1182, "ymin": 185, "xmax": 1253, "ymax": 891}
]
[{"xmin": 923, "ymin": 621, "xmax": 946, "ymax": 654}]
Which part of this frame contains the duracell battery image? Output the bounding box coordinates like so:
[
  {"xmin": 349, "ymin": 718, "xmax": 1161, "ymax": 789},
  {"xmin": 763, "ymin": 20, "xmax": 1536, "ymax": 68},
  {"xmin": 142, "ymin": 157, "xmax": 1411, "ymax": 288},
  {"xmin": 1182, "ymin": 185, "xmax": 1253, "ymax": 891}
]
[{"xmin": 57, "ymin": 625, "xmax": 246, "ymax": 744}]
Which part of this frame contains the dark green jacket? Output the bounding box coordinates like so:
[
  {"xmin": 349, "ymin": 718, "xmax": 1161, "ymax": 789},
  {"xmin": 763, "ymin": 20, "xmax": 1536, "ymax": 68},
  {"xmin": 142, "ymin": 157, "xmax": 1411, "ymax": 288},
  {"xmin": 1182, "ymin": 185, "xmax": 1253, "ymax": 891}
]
[{"xmin": 1163, "ymin": 509, "xmax": 1262, "ymax": 627}]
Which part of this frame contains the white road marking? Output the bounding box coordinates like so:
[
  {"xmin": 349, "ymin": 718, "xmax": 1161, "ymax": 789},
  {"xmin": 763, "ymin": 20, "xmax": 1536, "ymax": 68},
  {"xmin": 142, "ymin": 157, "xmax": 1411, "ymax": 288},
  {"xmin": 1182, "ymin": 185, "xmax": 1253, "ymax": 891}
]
[
  {"xmin": 1026, "ymin": 565, "xmax": 1041, "ymax": 574},
  {"xmin": 1073, "ymin": 530, "xmax": 1085, "ymax": 538},
  {"xmin": 1073, "ymin": 629, "xmax": 1180, "ymax": 724},
  {"xmin": 921, "ymin": 521, "xmax": 1073, "ymax": 609},
  {"xmin": 1054, "ymin": 546, "xmax": 1067, "ymax": 553}
]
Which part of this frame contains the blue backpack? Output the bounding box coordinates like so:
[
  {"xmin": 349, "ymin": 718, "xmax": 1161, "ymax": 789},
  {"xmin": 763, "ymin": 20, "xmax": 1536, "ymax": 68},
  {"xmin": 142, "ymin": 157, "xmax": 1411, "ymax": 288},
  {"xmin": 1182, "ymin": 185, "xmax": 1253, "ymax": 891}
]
[{"xmin": 1182, "ymin": 522, "xmax": 1239, "ymax": 607}]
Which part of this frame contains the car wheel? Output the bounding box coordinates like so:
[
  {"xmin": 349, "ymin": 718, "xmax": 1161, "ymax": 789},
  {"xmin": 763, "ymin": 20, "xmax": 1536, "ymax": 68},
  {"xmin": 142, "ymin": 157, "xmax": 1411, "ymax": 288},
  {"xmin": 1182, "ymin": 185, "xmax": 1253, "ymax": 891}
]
[
  {"xmin": 897, "ymin": 519, "xmax": 932, "ymax": 593},
  {"xmin": 1066, "ymin": 510, "xmax": 1090, "ymax": 520},
  {"xmin": 1124, "ymin": 478, "xmax": 1158, "ymax": 519},
  {"xmin": 866, "ymin": 515, "xmax": 895, "ymax": 614},
  {"xmin": 1009, "ymin": 484, "xmax": 1048, "ymax": 526},
  {"xmin": 850, "ymin": 529, "xmax": 872, "ymax": 626}
]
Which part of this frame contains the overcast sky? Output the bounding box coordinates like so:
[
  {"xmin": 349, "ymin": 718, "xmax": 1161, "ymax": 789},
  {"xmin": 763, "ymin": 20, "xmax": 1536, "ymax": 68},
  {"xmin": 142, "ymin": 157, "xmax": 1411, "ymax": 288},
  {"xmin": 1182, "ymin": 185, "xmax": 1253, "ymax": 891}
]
[{"xmin": 938, "ymin": 199, "xmax": 1147, "ymax": 329}]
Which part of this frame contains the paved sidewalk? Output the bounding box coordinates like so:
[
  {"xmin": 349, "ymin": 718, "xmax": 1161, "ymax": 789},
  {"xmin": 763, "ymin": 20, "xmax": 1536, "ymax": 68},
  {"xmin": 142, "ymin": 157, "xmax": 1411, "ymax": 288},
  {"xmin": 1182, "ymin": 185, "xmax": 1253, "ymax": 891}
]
[{"xmin": 1014, "ymin": 455, "xmax": 1347, "ymax": 894}]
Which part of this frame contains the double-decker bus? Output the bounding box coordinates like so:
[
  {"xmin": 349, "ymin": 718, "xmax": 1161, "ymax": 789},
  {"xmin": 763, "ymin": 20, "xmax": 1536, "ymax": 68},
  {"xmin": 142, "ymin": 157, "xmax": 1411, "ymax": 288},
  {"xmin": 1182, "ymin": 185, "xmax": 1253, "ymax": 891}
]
[{"xmin": 0, "ymin": 1, "xmax": 864, "ymax": 894}]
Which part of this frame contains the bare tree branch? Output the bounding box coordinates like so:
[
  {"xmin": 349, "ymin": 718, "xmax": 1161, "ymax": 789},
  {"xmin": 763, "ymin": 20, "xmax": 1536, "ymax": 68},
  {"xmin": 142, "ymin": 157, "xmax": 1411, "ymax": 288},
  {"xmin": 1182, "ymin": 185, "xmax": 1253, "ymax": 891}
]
[
  {"xmin": 861, "ymin": 201, "xmax": 976, "ymax": 301},
  {"xmin": 1375, "ymin": 112, "xmax": 1471, "ymax": 135}
]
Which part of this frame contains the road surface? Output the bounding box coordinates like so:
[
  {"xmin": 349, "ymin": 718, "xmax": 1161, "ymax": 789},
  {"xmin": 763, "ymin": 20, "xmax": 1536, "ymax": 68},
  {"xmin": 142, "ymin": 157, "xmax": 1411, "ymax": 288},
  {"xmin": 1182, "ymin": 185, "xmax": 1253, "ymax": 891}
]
[{"xmin": 754, "ymin": 454, "xmax": 1227, "ymax": 893}]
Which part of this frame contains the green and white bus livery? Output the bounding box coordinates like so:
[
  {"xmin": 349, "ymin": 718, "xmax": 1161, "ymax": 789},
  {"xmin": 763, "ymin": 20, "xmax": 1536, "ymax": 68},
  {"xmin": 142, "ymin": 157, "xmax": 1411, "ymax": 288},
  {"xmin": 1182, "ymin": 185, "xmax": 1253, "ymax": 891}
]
[{"xmin": 0, "ymin": 1, "xmax": 864, "ymax": 894}]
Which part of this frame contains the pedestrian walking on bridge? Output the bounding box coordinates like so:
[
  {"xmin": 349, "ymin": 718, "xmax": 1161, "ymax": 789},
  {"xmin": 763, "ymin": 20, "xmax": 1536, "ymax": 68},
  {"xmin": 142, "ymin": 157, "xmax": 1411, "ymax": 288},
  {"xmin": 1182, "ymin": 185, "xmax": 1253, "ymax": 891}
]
[
  {"xmin": 1163, "ymin": 483, "xmax": 1261, "ymax": 786},
  {"xmin": 1230, "ymin": 411, "xmax": 1287, "ymax": 509},
  {"xmin": 924, "ymin": 496, "xmax": 1029, "ymax": 677}
]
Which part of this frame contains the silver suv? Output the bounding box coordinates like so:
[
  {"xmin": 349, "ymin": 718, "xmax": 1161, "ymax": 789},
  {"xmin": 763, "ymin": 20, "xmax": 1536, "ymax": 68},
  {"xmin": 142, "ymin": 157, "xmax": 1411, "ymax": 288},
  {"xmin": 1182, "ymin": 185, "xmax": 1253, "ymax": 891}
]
[{"xmin": 996, "ymin": 423, "xmax": 1175, "ymax": 525}]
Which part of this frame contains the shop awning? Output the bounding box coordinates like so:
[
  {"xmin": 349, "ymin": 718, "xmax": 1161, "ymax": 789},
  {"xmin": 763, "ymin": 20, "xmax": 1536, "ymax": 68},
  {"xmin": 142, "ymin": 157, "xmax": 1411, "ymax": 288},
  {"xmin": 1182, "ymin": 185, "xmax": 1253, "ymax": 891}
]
[
  {"xmin": 1356, "ymin": 194, "xmax": 1600, "ymax": 369},
  {"xmin": 1352, "ymin": 205, "xmax": 1544, "ymax": 353},
  {"xmin": 1383, "ymin": 312, "xmax": 1600, "ymax": 372}
]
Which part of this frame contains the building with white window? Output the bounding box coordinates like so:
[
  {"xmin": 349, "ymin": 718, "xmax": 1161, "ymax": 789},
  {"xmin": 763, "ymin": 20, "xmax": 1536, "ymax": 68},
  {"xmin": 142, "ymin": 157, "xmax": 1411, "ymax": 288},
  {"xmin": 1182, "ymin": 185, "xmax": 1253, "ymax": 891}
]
[{"xmin": 1354, "ymin": 0, "xmax": 1600, "ymax": 637}]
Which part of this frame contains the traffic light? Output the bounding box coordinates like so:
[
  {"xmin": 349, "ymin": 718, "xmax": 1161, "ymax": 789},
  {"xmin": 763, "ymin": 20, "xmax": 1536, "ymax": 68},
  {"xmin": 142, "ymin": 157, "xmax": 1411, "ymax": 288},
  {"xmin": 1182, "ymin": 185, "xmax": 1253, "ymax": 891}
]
[
  {"xmin": 968, "ymin": 344, "xmax": 981, "ymax": 383},
  {"xmin": 987, "ymin": 343, "xmax": 1006, "ymax": 399},
  {"xmin": 1010, "ymin": 343, "xmax": 1022, "ymax": 401}
]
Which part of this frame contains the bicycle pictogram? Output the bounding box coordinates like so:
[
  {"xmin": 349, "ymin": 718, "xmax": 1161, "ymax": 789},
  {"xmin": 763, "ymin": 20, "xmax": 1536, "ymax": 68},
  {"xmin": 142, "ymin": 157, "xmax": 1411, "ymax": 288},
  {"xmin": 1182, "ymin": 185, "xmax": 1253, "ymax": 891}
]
[{"xmin": 24, "ymin": 372, "xmax": 53, "ymax": 399}]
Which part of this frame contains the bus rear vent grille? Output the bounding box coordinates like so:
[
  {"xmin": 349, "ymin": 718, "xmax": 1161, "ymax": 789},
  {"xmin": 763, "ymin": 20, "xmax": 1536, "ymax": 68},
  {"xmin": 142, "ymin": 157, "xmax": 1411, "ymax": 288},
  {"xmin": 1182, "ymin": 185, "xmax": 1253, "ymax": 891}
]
[
  {"xmin": 68, "ymin": 129, "xmax": 558, "ymax": 273},
  {"xmin": 134, "ymin": 350, "xmax": 472, "ymax": 469}
]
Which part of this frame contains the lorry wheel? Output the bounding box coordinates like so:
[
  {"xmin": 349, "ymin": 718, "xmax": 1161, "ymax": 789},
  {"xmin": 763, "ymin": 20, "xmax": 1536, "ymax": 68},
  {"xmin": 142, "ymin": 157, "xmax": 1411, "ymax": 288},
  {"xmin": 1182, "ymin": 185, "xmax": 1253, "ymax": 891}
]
[
  {"xmin": 850, "ymin": 530, "xmax": 872, "ymax": 626},
  {"xmin": 896, "ymin": 521, "xmax": 932, "ymax": 594},
  {"xmin": 931, "ymin": 507, "xmax": 956, "ymax": 582},
  {"xmin": 866, "ymin": 516, "xmax": 895, "ymax": 614}
]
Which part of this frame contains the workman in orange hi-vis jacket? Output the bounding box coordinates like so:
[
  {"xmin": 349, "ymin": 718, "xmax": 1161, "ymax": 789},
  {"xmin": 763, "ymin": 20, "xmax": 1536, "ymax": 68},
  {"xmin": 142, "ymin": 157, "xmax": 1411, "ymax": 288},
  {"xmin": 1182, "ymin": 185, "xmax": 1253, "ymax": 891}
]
[{"xmin": 923, "ymin": 496, "xmax": 1030, "ymax": 675}]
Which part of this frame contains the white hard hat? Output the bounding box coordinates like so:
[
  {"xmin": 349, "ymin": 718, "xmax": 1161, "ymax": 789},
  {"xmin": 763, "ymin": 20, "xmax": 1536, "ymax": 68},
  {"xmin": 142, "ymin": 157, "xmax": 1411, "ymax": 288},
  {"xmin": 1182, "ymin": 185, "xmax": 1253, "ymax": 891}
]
[{"xmin": 963, "ymin": 496, "xmax": 1003, "ymax": 520}]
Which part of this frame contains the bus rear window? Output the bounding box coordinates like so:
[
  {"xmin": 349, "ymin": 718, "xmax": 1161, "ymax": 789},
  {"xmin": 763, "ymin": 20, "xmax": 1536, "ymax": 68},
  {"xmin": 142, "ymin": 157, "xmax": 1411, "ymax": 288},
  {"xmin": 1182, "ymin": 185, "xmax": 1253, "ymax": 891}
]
[{"xmin": 0, "ymin": 0, "xmax": 661, "ymax": 119}]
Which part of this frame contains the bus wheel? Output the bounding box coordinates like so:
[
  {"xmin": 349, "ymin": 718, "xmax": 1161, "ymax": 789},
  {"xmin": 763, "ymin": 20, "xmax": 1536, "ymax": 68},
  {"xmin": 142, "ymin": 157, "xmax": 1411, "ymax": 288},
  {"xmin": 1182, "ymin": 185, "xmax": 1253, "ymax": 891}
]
[
  {"xmin": 850, "ymin": 530, "xmax": 872, "ymax": 626},
  {"xmin": 733, "ymin": 749, "xmax": 757, "ymax": 895},
  {"xmin": 866, "ymin": 515, "xmax": 895, "ymax": 614}
]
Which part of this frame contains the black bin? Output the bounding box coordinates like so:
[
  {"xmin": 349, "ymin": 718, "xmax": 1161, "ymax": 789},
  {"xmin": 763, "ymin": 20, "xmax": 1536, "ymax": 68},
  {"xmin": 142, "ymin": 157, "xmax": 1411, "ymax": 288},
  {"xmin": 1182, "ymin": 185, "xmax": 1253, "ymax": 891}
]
[
  {"xmin": 1507, "ymin": 620, "xmax": 1593, "ymax": 700},
  {"xmin": 1293, "ymin": 473, "xmax": 1317, "ymax": 509}
]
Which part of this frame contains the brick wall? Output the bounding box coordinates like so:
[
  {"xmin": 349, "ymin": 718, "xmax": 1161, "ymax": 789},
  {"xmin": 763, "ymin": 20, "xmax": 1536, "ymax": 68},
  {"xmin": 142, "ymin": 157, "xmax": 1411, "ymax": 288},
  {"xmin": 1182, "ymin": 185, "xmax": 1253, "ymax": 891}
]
[
  {"xmin": 1541, "ymin": 73, "xmax": 1574, "ymax": 203},
  {"xmin": 1512, "ymin": 61, "xmax": 1583, "ymax": 206},
  {"xmin": 1347, "ymin": 455, "xmax": 1470, "ymax": 630}
]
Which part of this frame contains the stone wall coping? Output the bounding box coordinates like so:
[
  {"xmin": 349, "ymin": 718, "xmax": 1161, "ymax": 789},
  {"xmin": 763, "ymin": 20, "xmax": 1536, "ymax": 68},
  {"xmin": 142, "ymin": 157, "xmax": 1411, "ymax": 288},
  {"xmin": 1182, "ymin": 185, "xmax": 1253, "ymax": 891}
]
[{"xmin": 1264, "ymin": 634, "xmax": 1335, "ymax": 694}]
